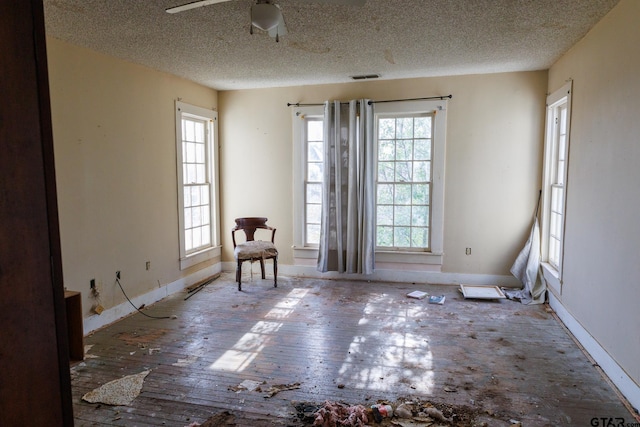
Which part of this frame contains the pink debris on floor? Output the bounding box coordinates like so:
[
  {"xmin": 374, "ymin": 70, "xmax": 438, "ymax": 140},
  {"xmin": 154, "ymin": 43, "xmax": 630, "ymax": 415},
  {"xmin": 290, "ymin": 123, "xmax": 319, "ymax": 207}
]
[{"xmin": 313, "ymin": 400, "xmax": 369, "ymax": 427}]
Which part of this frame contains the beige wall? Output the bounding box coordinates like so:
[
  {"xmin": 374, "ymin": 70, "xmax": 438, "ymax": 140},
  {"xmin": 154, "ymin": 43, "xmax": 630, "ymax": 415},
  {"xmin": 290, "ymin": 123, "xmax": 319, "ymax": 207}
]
[
  {"xmin": 47, "ymin": 38, "xmax": 218, "ymax": 317},
  {"xmin": 548, "ymin": 0, "xmax": 640, "ymax": 386},
  {"xmin": 218, "ymin": 71, "xmax": 548, "ymax": 275}
]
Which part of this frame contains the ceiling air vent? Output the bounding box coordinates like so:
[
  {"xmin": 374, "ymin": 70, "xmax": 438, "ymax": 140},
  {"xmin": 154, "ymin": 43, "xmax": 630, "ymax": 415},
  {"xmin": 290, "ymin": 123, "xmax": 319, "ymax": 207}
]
[{"xmin": 351, "ymin": 74, "xmax": 380, "ymax": 80}]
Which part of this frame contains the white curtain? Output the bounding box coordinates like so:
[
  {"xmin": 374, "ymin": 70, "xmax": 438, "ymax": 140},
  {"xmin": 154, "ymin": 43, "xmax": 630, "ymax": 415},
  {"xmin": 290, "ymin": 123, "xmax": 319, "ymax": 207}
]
[
  {"xmin": 317, "ymin": 100, "xmax": 375, "ymax": 274},
  {"xmin": 507, "ymin": 217, "xmax": 547, "ymax": 304}
]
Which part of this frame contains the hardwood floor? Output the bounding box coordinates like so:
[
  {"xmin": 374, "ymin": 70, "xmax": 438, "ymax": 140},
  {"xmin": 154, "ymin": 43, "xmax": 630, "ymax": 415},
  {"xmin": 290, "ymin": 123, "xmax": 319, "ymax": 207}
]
[{"xmin": 71, "ymin": 273, "xmax": 635, "ymax": 426}]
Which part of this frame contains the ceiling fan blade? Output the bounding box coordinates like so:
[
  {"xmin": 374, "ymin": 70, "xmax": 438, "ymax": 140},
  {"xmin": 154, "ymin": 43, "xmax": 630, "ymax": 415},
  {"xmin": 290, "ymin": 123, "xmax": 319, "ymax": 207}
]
[
  {"xmin": 267, "ymin": 14, "xmax": 287, "ymax": 39},
  {"xmin": 165, "ymin": 0, "xmax": 231, "ymax": 14}
]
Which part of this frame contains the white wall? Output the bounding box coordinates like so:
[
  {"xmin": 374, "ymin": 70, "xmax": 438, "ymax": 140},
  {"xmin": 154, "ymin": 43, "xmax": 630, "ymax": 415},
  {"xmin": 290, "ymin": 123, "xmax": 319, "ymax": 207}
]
[
  {"xmin": 47, "ymin": 38, "xmax": 219, "ymax": 322},
  {"xmin": 547, "ymin": 0, "xmax": 640, "ymax": 397},
  {"xmin": 218, "ymin": 71, "xmax": 547, "ymax": 279}
]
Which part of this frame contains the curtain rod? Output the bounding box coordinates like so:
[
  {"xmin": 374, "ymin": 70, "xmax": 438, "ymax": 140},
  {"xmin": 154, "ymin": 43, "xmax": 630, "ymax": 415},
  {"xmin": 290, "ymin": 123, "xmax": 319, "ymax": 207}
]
[{"xmin": 287, "ymin": 94, "xmax": 452, "ymax": 107}]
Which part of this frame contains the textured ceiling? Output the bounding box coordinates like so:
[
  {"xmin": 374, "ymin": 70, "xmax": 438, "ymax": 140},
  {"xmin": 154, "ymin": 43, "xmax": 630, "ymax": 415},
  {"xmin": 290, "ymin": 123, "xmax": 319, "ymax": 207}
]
[{"xmin": 43, "ymin": 0, "xmax": 620, "ymax": 90}]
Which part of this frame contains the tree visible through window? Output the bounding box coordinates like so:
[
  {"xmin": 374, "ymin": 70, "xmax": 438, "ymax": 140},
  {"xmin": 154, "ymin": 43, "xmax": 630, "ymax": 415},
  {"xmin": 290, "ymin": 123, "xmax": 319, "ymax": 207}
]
[{"xmin": 376, "ymin": 114, "xmax": 432, "ymax": 249}]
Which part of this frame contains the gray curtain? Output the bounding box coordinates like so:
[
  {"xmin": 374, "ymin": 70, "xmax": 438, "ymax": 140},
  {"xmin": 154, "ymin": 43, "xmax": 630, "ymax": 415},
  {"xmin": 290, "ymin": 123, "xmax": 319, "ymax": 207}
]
[{"xmin": 317, "ymin": 100, "xmax": 375, "ymax": 274}]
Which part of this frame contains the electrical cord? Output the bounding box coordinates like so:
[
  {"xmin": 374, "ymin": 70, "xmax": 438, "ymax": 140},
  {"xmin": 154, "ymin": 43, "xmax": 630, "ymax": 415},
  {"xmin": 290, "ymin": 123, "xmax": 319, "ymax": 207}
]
[{"xmin": 116, "ymin": 277, "xmax": 171, "ymax": 319}]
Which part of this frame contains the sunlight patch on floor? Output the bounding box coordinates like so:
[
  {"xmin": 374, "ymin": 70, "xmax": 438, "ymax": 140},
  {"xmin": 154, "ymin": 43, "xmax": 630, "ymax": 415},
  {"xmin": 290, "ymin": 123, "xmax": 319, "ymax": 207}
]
[{"xmin": 209, "ymin": 288, "xmax": 309, "ymax": 372}]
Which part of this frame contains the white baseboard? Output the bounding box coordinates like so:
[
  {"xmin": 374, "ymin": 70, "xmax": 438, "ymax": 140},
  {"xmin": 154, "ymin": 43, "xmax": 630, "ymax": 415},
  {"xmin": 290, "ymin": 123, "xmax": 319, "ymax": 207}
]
[
  {"xmin": 221, "ymin": 261, "xmax": 521, "ymax": 287},
  {"xmin": 548, "ymin": 291, "xmax": 640, "ymax": 413},
  {"xmin": 83, "ymin": 264, "xmax": 221, "ymax": 335}
]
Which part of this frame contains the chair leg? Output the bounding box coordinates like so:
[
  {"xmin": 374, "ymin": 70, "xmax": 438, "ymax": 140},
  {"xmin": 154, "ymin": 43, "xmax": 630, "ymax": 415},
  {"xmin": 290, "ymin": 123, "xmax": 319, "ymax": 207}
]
[
  {"xmin": 259, "ymin": 259, "xmax": 266, "ymax": 279},
  {"xmin": 273, "ymin": 256, "xmax": 278, "ymax": 287},
  {"xmin": 236, "ymin": 260, "xmax": 242, "ymax": 291}
]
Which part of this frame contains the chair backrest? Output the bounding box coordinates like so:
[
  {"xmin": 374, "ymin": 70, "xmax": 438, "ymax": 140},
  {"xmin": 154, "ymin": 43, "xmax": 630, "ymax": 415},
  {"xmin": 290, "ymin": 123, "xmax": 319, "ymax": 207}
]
[{"xmin": 232, "ymin": 217, "xmax": 276, "ymax": 247}]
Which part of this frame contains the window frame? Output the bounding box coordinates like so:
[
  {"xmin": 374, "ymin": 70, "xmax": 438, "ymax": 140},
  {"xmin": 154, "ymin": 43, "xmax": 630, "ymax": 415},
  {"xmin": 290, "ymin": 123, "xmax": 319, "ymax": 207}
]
[
  {"xmin": 540, "ymin": 81, "xmax": 572, "ymax": 292},
  {"xmin": 175, "ymin": 101, "xmax": 221, "ymax": 270},
  {"xmin": 292, "ymin": 99, "xmax": 447, "ymax": 268}
]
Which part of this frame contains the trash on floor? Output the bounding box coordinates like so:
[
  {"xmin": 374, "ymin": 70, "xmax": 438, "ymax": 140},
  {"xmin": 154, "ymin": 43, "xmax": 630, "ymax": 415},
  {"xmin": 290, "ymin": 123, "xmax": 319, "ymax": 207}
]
[
  {"xmin": 313, "ymin": 400, "xmax": 369, "ymax": 426},
  {"xmin": 428, "ymin": 295, "xmax": 446, "ymax": 304},
  {"xmin": 227, "ymin": 379, "xmax": 263, "ymax": 393},
  {"xmin": 406, "ymin": 290, "xmax": 428, "ymax": 299},
  {"xmin": 184, "ymin": 410, "xmax": 236, "ymax": 427},
  {"xmin": 459, "ymin": 284, "xmax": 506, "ymax": 300},
  {"xmin": 82, "ymin": 370, "xmax": 151, "ymax": 406},
  {"xmin": 263, "ymin": 382, "xmax": 301, "ymax": 398}
]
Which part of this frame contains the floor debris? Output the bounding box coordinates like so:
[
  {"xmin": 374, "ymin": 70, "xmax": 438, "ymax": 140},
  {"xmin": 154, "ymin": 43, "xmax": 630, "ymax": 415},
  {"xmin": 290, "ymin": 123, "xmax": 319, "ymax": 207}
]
[
  {"xmin": 228, "ymin": 379, "xmax": 263, "ymax": 393},
  {"xmin": 263, "ymin": 382, "xmax": 301, "ymax": 398},
  {"xmin": 82, "ymin": 370, "xmax": 151, "ymax": 406},
  {"xmin": 312, "ymin": 400, "xmax": 369, "ymax": 426},
  {"xmin": 185, "ymin": 410, "xmax": 236, "ymax": 426}
]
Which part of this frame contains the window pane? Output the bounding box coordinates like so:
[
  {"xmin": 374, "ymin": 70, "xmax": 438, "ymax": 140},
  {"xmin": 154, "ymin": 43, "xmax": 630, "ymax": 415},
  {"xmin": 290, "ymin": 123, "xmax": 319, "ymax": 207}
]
[
  {"xmin": 201, "ymin": 185, "xmax": 209, "ymax": 205},
  {"xmin": 308, "ymin": 121, "xmax": 323, "ymax": 141},
  {"xmin": 196, "ymin": 143, "xmax": 205, "ymax": 163},
  {"xmin": 308, "ymin": 163, "xmax": 323, "ymax": 181},
  {"xmin": 201, "ymin": 206, "xmax": 210, "ymax": 226},
  {"xmin": 184, "ymin": 188, "xmax": 192, "ymax": 207},
  {"xmin": 378, "ymin": 118, "xmax": 395, "ymax": 139},
  {"xmin": 308, "ymin": 141, "xmax": 323, "ymax": 162},
  {"xmin": 191, "ymin": 186, "xmax": 200, "ymax": 205},
  {"xmin": 413, "ymin": 161, "xmax": 431, "ymax": 182},
  {"xmin": 394, "ymin": 205, "xmax": 411, "ymax": 226},
  {"xmin": 192, "ymin": 227, "xmax": 202, "ymax": 248},
  {"xmin": 201, "ymin": 225, "xmax": 211, "ymax": 246},
  {"xmin": 378, "ymin": 140, "xmax": 395, "ymax": 161},
  {"xmin": 184, "ymin": 207, "xmax": 192, "ymax": 228},
  {"xmin": 412, "ymin": 205, "xmax": 428, "ymax": 227},
  {"xmin": 307, "ymin": 224, "xmax": 320, "ymax": 245},
  {"xmin": 394, "ymin": 227, "xmax": 411, "ymax": 247},
  {"xmin": 307, "ymin": 203, "xmax": 321, "ymax": 224},
  {"xmin": 412, "ymin": 184, "xmax": 429, "ymax": 204},
  {"xmin": 192, "ymin": 205, "xmax": 201, "ymax": 227},
  {"xmin": 378, "ymin": 161, "xmax": 395, "ymax": 182},
  {"xmin": 396, "ymin": 140, "xmax": 412, "ymax": 160},
  {"xmin": 186, "ymin": 142, "xmax": 196, "ymax": 162},
  {"xmin": 414, "ymin": 139, "xmax": 431, "ymax": 160},
  {"xmin": 185, "ymin": 229, "xmax": 193, "ymax": 251},
  {"xmin": 195, "ymin": 121, "xmax": 205, "ymax": 142},
  {"xmin": 196, "ymin": 165, "xmax": 206, "ymax": 183},
  {"xmin": 307, "ymin": 183, "xmax": 322, "ymax": 204},
  {"xmin": 377, "ymin": 184, "xmax": 394, "ymax": 204},
  {"xmin": 377, "ymin": 226, "xmax": 393, "ymax": 247},
  {"xmin": 397, "ymin": 118, "xmax": 414, "ymax": 139},
  {"xmin": 185, "ymin": 120, "xmax": 195, "ymax": 142},
  {"xmin": 411, "ymin": 227, "xmax": 428, "ymax": 248},
  {"xmin": 414, "ymin": 117, "xmax": 431, "ymax": 138},
  {"xmin": 377, "ymin": 205, "xmax": 393, "ymax": 226},
  {"xmin": 186, "ymin": 164, "xmax": 196, "ymax": 184},
  {"xmin": 396, "ymin": 161, "xmax": 412, "ymax": 182},
  {"xmin": 394, "ymin": 184, "xmax": 412, "ymax": 205}
]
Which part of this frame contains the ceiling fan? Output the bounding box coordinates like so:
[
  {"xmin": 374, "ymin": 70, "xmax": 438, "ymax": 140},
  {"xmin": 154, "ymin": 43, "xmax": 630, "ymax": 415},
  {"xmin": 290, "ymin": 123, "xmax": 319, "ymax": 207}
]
[{"xmin": 165, "ymin": 0, "xmax": 364, "ymax": 42}]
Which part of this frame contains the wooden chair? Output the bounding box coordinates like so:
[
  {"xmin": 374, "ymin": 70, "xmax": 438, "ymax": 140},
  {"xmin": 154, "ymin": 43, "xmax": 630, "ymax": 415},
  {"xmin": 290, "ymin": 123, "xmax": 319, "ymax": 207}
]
[{"xmin": 231, "ymin": 217, "xmax": 278, "ymax": 291}]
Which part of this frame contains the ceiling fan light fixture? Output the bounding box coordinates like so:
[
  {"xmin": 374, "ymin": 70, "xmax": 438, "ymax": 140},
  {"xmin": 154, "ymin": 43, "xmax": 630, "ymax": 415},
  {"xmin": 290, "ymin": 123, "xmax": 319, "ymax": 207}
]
[{"xmin": 251, "ymin": 3, "xmax": 281, "ymax": 31}]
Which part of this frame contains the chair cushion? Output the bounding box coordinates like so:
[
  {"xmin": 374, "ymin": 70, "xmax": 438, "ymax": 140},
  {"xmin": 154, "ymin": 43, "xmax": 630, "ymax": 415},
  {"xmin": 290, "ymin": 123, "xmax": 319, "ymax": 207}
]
[{"xmin": 234, "ymin": 240, "xmax": 278, "ymax": 261}]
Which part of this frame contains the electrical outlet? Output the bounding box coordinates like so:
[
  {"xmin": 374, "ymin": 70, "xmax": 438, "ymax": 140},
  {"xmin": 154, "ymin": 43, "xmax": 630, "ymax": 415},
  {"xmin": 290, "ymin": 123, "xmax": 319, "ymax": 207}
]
[
  {"xmin": 90, "ymin": 279, "xmax": 95, "ymax": 289},
  {"xmin": 116, "ymin": 270, "xmax": 121, "ymax": 280},
  {"xmin": 465, "ymin": 247, "xmax": 472, "ymax": 255},
  {"xmin": 146, "ymin": 261, "xmax": 151, "ymax": 271}
]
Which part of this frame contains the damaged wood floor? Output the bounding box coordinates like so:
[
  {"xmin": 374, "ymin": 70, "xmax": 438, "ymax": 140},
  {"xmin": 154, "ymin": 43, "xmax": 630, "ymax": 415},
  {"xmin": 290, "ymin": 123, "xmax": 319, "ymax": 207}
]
[{"xmin": 71, "ymin": 273, "xmax": 636, "ymax": 426}]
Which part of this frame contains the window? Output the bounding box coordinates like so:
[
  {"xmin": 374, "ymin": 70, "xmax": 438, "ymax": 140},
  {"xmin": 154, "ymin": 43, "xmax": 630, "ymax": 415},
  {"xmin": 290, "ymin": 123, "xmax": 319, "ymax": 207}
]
[
  {"xmin": 293, "ymin": 99, "xmax": 446, "ymax": 267},
  {"xmin": 376, "ymin": 113, "xmax": 433, "ymax": 250},
  {"xmin": 305, "ymin": 118, "xmax": 324, "ymax": 245},
  {"xmin": 175, "ymin": 101, "xmax": 220, "ymax": 269},
  {"xmin": 293, "ymin": 105, "xmax": 324, "ymax": 250},
  {"xmin": 541, "ymin": 82, "xmax": 572, "ymax": 284}
]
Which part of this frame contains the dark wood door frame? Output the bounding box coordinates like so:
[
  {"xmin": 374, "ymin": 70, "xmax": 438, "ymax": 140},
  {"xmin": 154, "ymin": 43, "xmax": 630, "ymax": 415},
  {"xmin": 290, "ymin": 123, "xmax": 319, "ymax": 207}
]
[{"xmin": 0, "ymin": 0, "xmax": 73, "ymax": 424}]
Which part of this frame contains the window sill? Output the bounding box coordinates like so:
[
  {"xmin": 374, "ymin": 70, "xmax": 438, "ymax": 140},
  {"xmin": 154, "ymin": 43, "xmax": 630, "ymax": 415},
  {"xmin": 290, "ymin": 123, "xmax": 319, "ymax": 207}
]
[
  {"xmin": 541, "ymin": 262, "xmax": 562, "ymax": 294},
  {"xmin": 180, "ymin": 245, "xmax": 221, "ymax": 270}
]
